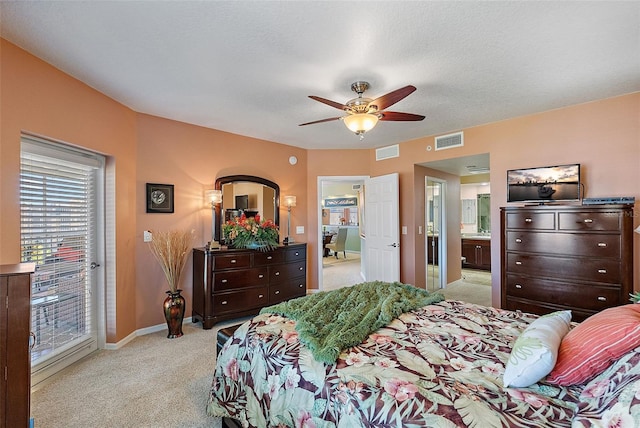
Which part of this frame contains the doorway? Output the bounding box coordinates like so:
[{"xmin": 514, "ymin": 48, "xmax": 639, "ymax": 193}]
[
  {"xmin": 20, "ymin": 135, "xmax": 105, "ymax": 387},
  {"xmin": 425, "ymin": 177, "xmax": 447, "ymax": 292},
  {"xmin": 419, "ymin": 153, "xmax": 491, "ymax": 305},
  {"xmin": 317, "ymin": 176, "xmax": 367, "ymax": 291}
]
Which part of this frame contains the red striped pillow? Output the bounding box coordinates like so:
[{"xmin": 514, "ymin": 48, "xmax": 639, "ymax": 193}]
[{"xmin": 547, "ymin": 304, "xmax": 640, "ymax": 386}]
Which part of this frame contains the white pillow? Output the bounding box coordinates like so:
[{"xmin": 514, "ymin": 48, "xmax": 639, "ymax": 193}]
[{"xmin": 503, "ymin": 310, "xmax": 572, "ymax": 388}]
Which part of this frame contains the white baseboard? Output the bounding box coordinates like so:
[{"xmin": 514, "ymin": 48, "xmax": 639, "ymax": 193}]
[{"xmin": 105, "ymin": 316, "xmax": 193, "ymax": 350}]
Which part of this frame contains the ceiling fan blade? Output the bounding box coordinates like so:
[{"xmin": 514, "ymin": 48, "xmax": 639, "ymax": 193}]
[
  {"xmin": 299, "ymin": 117, "xmax": 342, "ymax": 126},
  {"xmin": 369, "ymin": 85, "xmax": 416, "ymax": 111},
  {"xmin": 379, "ymin": 111, "xmax": 425, "ymax": 121},
  {"xmin": 309, "ymin": 96, "xmax": 347, "ymax": 111}
]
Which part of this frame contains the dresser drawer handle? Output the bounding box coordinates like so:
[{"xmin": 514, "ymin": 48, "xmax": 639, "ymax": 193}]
[
  {"xmin": 231, "ymin": 259, "xmax": 237, "ymax": 264},
  {"xmin": 267, "ymin": 256, "xmax": 273, "ymax": 260},
  {"xmin": 515, "ymin": 261, "xmax": 522, "ymax": 265},
  {"xmin": 515, "ymin": 284, "xmax": 522, "ymax": 289},
  {"xmin": 298, "ymin": 284, "xmax": 304, "ymax": 288},
  {"xmin": 274, "ymin": 290, "xmax": 280, "ymax": 295},
  {"xmin": 221, "ymin": 300, "xmax": 228, "ymax": 305},
  {"xmin": 597, "ymin": 296, "xmax": 607, "ymax": 301},
  {"xmin": 597, "ymin": 242, "xmax": 607, "ymax": 247},
  {"xmin": 275, "ymin": 271, "xmax": 280, "ymax": 276},
  {"xmin": 299, "ymin": 267, "xmax": 304, "ymax": 271},
  {"xmin": 515, "ymin": 238, "xmax": 522, "ymax": 243},
  {"xmin": 598, "ymin": 269, "xmax": 607, "ymax": 274},
  {"xmin": 295, "ymin": 252, "xmax": 299, "ymax": 256},
  {"xmin": 258, "ymin": 274, "xmax": 264, "ymax": 279},
  {"xmin": 258, "ymin": 294, "xmax": 264, "ymax": 298},
  {"xmin": 524, "ymin": 218, "xmax": 532, "ymax": 223},
  {"xmin": 583, "ymin": 219, "xmax": 593, "ymax": 223},
  {"xmin": 221, "ymin": 279, "xmax": 228, "ymax": 283}
]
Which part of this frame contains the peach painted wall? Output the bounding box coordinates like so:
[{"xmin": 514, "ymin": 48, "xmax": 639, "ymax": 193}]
[
  {"xmin": 135, "ymin": 114, "xmax": 307, "ymax": 328},
  {"xmin": 0, "ymin": 39, "xmax": 138, "ymax": 342},
  {"xmin": 353, "ymin": 93, "xmax": 640, "ymax": 306},
  {"xmin": 305, "ymin": 149, "xmax": 371, "ymax": 289},
  {"xmin": 3, "ymin": 37, "xmax": 639, "ymax": 341}
]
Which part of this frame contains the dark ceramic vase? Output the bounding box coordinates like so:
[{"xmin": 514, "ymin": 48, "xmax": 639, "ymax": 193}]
[{"xmin": 163, "ymin": 289, "xmax": 185, "ymax": 338}]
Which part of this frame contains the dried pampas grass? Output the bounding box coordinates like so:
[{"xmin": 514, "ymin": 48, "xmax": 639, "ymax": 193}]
[{"xmin": 148, "ymin": 229, "xmax": 194, "ymax": 292}]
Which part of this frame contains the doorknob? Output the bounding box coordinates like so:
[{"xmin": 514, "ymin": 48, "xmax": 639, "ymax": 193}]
[
  {"xmin": 90, "ymin": 262, "xmax": 100, "ymax": 270},
  {"xmin": 388, "ymin": 243, "xmax": 398, "ymax": 248}
]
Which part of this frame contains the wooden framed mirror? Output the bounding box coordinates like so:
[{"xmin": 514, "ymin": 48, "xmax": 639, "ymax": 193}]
[{"xmin": 214, "ymin": 175, "xmax": 280, "ymax": 242}]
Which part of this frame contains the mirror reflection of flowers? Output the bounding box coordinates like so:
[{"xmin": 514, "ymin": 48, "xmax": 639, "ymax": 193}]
[{"xmin": 223, "ymin": 213, "xmax": 279, "ymax": 251}]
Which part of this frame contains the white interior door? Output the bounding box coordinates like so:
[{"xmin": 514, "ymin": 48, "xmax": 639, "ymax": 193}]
[{"xmin": 364, "ymin": 173, "xmax": 400, "ymax": 282}]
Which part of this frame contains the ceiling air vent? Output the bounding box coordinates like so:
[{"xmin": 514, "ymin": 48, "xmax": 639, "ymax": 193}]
[
  {"xmin": 435, "ymin": 132, "xmax": 464, "ymax": 151},
  {"xmin": 376, "ymin": 144, "xmax": 400, "ymax": 161}
]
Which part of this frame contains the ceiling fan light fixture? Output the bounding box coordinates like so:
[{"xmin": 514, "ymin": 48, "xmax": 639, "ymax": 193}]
[{"xmin": 343, "ymin": 113, "xmax": 379, "ymax": 135}]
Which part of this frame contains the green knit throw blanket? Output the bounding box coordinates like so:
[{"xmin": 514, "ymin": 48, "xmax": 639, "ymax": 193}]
[{"xmin": 260, "ymin": 281, "xmax": 444, "ymax": 363}]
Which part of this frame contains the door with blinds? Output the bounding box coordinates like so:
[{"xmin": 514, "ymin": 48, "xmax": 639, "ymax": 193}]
[{"xmin": 20, "ymin": 135, "xmax": 104, "ymax": 386}]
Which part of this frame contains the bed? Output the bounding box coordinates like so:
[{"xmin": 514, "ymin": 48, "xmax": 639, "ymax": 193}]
[{"xmin": 208, "ymin": 282, "xmax": 640, "ymax": 427}]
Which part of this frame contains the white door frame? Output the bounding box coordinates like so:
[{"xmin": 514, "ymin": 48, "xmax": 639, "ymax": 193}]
[
  {"xmin": 425, "ymin": 176, "xmax": 447, "ymax": 289},
  {"xmin": 317, "ymin": 175, "xmax": 369, "ymax": 291}
]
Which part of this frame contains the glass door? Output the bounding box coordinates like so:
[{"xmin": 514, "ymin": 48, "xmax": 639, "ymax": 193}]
[
  {"xmin": 425, "ymin": 177, "xmax": 446, "ymax": 292},
  {"xmin": 20, "ymin": 135, "xmax": 104, "ymax": 387}
]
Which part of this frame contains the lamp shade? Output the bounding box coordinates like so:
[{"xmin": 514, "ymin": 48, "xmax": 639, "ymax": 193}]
[
  {"xmin": 284, "ymin": 195, "xmax": 297, "ymax": 207},
  {"xmin": 205, "ymin": 189, "xmax": 222, "ymax": 205},
  {"xmin": 343, "ymin": 113, "xmax": 379, "ymax": 134}
]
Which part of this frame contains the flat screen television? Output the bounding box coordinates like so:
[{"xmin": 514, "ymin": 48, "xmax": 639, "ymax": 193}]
[
  {"xmin": 235, "ymin": 195, "xmax": 249, "ymax": 210},
  {"xmin": 507, "ymin": 163, "xmax": 581, "ymax": 203}
]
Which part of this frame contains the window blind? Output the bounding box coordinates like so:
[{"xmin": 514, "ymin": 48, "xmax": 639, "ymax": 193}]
[{"xmin": 20, "ymin": 137, "xmax": 99, "ymax": 363}]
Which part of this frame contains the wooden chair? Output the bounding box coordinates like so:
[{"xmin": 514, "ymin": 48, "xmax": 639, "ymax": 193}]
[{"xmin": 326, "ymin": 227, "xmax": 348, "ymax": 259}]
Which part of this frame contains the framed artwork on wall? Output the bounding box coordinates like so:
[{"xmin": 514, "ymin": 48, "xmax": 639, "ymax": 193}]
[{"xmin": 146, "ymin": 183, "xmax": 174, "ymax": 213}]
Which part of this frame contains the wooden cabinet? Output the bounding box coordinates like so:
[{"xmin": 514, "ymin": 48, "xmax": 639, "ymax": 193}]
[
  {"xmin": 192, "ymin": 244, "xmax": 307, "ymax": 329},
  {"xmin": 1, "ymin": 263, "xmax": 34, "ymax": 428},
  {"xmin": 461, "ymin": 238, "xmax": 491, "ymax": 270},
  {"xmin": 501, "ymin": 205, "xmax": 633, "ymax": 321}
]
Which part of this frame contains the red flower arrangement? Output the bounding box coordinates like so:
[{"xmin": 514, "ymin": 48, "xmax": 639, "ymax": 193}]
[{"xmin": 222, "ymin": 213, "xmax": 279, "ymax": 251}]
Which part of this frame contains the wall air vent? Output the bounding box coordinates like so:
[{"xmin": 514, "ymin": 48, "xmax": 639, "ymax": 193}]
[
  {"xmin": 376, "ymin": 144, "xmax": 400, "ymax": 161},
  {"xmin": 435, "ymin": 131, "xmax": 464, "ymax": 151},
  {"xmin": 352, "ymin": 184, "xmax": 362, "ymax": 190}
]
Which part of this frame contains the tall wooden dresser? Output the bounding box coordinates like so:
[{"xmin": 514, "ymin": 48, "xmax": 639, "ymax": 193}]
[
  {"xmin": 192, "ymin": 243, "xmax": 307, "ymax": 329},
  {"xmin": 501, "ymin": 205, "xmax": 633, "ymax": 321},
  {"xmin": 0, "ymin": 263, "xmax": 34, "ymax": 428}
]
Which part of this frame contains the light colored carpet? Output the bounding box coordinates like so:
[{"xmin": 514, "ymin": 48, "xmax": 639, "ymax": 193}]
[
  {"xmin": 323, "ymin": 256, "xmax": 491, "ymax": 308},
  {"xmin": 30, "ymin": 319, "xmax": 248, "ymax": 428},
  {"xmin": 322, "ymin": 252, "xmax": 364, "ymax": 291},
  {"xmin": 440, "ymin": 269, "xmax": 492, "ymax": 307}
]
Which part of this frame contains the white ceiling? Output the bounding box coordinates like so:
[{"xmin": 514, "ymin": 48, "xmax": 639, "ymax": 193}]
[{"xmin": 1, "ymin": 1, "xmax": 639, "ymax": 150}]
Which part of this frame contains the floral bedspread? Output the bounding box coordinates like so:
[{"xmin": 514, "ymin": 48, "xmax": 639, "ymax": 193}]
[{"xmin": 208, "ymin": 301, "xmax": 585, "ymax": 427}]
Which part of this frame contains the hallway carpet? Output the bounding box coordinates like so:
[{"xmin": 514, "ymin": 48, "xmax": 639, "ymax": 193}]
[{"xmin": 322, "ymin": 252, "xmax": 363, "ymax": 291}]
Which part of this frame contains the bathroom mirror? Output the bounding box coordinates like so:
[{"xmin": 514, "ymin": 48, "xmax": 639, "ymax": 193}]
[
  {"xmin": 214, "ymin": 175, "xmax": 280, "ymax": 242},
  {"xmin": 477, "ymin": 193, "xmax": 491, "ymax": 233}
]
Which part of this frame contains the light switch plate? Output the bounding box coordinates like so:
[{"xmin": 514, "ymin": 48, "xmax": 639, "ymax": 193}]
[
  {"xmin": 402, "ymin": 226, "xmax": 407, "ymax": 235},
  {"xmin": 143, "ymin": 230, "xmax": 152, "ymax": 242},
  {"xmin": 296, "ymin": 226, "xmax": 304, "ymax": 234}
]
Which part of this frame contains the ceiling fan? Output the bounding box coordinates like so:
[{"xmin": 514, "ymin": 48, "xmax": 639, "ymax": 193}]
[{"xmin": 299, "ymin": 81, "xmax": 425, "ymax": 139}]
